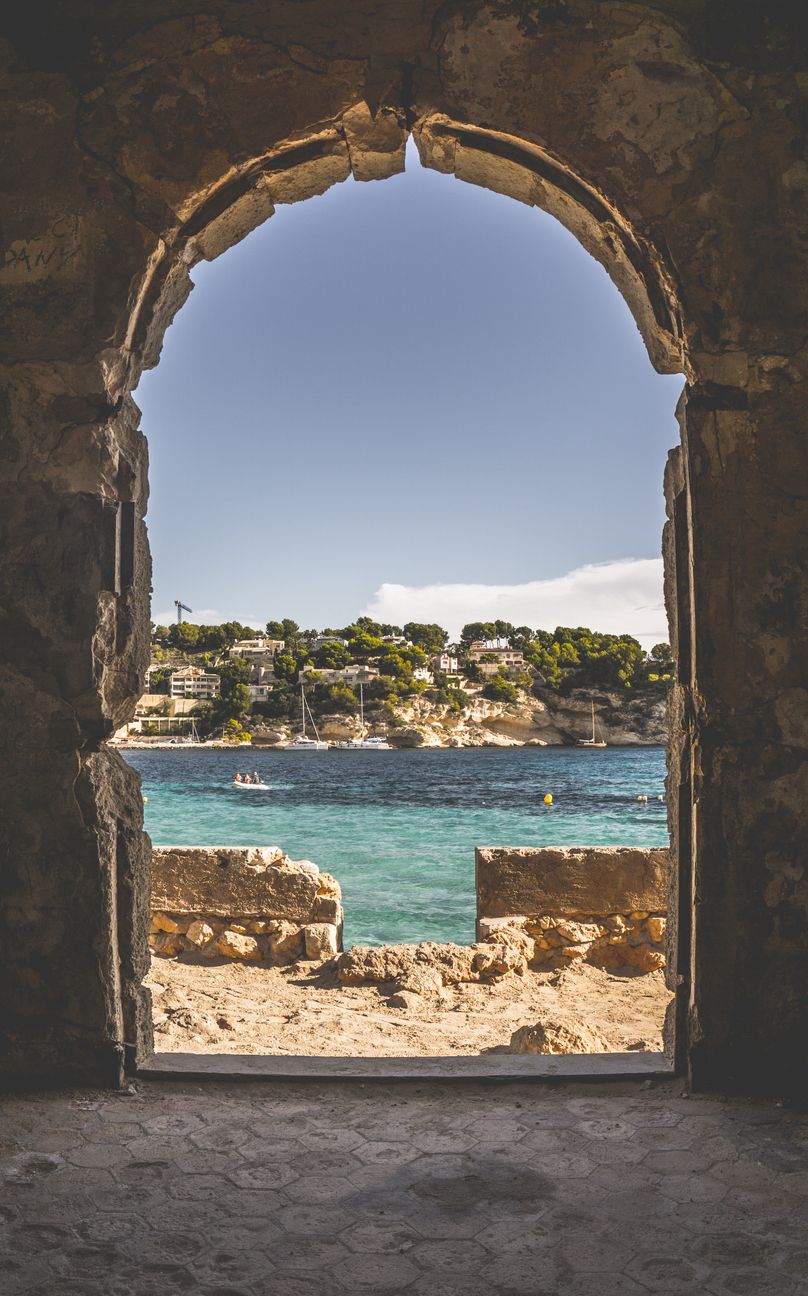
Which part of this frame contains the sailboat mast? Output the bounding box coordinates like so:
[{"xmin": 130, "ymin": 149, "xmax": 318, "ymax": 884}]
[
  {"xmin": 360, "ymin": 683, "xmax": 365, "ymax": 740},
  {"xmin": 301, "ymin": 681, "xmax": 306, "ymax": 736},
  {"xmin": 591, "ymin": 700, "xmax": 596, "ymax": 743}
]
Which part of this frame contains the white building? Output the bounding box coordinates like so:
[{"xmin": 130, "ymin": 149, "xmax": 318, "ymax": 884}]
[
  {"xmin": 168, "ymin": 666, "xmax": 220, "ymax": 699},
  {"xmin": 248, "ymin": 682, "xmax": 275, "ymax": 702},
  {"xmin": 413, "ymin": 667, "xmax": 433, "ymax": 683},
  {"xmin": 230, "ymin": 637, "xmax": 285, "ymax": 661},
  {"xmin": 380, "ymin": 634, "xmax": 411, "ymax": 647},
  {"xmin": 313, "ymin": 635, "xmax": 348, "ymax": 650},
  {"xmin": 300, "ymin": 664, "xmax": 380, "ymax": 687},
  {"xmin": 467, "ymin": 640, "xmax": 525, "ymax": 669},
  {"xmin": 433, "ymin": 653, "xmax": 459, "ymax": 673}
]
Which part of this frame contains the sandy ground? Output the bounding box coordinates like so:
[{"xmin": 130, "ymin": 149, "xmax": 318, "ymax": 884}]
[{"xmin": 147, "ymin": 956, "xmax": 671, "ymax": 1056}]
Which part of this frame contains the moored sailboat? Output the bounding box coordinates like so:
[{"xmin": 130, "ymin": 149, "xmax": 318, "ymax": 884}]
[
  {"xmin": 333, "ymin": 683, "xmax": 391, "ymax": 749},
  {"xmin": 576, "ymin": 700, "xmax": 607, "ymax": 748},
  {"xmin": 283, "ymin": 682, "xmax": 329, "ymax": 750}
]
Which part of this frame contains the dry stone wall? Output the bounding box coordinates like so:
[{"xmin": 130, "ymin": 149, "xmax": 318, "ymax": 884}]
[
  {"xmin": 476, "ymin": 847, "xmax": 668, "ymax": 973},
  {"xmin": 150, "ymin": 847, "xmax": 342, "ymax": 965}
]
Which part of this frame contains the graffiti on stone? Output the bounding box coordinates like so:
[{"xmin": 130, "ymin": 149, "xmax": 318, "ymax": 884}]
[{"xmin": 1, "ymin": 216, "xmax": 82, "ymax": 282}]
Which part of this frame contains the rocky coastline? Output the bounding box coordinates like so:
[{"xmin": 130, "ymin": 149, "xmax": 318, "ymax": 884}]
[
  {"xmin": 119, "ymin": 686, "xmax": 667, "ymax": 749},
  {"xmin": 253, "ymin": 685, "xmax": 667, "ymax": 749}
]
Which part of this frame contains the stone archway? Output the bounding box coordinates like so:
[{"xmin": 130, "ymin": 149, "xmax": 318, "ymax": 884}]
[{"xmin": 1, "ymin": 1, "xmax": 806, "ymax": 1091}]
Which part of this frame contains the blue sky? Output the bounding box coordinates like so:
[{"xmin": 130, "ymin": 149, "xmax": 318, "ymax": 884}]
[{"xmin": 136, "ymin": 141, "xmax": 683, "ymax": 646}]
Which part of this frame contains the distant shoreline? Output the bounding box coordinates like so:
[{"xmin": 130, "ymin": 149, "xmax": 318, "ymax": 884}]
[{"xmin": 114, "ymin": 739, "xmax": 666, "ymax": 751}]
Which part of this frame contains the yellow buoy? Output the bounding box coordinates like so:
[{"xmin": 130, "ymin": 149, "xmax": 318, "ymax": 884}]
[{"xmin": 543, "ymin": 793, "xmax": 553, "ymax": 805}]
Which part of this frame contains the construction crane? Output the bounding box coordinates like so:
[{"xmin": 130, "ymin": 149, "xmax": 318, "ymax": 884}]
[{"xmin": 174, "ymin": 600, "xmax": 193, "ymax": 624}]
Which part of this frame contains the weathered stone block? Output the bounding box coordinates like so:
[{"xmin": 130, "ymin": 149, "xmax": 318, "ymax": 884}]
[
  {"xmin": 152, "ymin": 847, "xmax": 318, "ymax": 921},
  {"xmin": 476, "ymin": 847, "xmax": 669, "ymax": 921},
  {"xmin": 216, "ymin": 930, "xmax": 261, "ymax": 961},
  {"xmin": 185, "ymin": 920, "xmax": 214, "ymax": 948},
  {"xmin": 266, "ymin": 920, "xmax": 304, "ymax": 963},
  {"xmin": 303, "ymin": 923, "xmax": 339, "ymax": 960}
]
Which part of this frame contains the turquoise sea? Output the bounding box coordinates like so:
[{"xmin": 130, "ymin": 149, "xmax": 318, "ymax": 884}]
[{"xmin": 126, "ymin": 746, "xmax": 668, "ymax": 949}]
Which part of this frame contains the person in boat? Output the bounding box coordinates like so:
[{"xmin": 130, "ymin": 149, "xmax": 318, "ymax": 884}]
[
  {"xmin": 234, "ymin": 772, "xmax": 242, "ymax": 783},
  {"xmin": 243, "ymin": 773, "xmax": 252, "ymax": 784},
  {"xmin": 252, "ymin": 770, "xmax": 261, "ymax": 785}
]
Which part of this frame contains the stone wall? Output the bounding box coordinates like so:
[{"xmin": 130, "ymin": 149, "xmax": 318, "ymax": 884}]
[
  {"xmin": 150, "ymin": 847, "xmax": 343, "ymax": 964},
  {"xmin": 476, "ymin": 847, "xmax": 668, "ymax": 973}
]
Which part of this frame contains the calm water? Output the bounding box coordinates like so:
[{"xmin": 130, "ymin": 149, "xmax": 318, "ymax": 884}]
[{"xmin": 126, "ymin": 746, "xmax": 668, "ymax": 948}]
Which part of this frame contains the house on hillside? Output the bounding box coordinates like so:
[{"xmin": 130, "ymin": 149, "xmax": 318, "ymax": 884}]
[
  {"xmin": 433, "ymin": 653, "xmax": 459, "ymax": 673},
  {"xmin": 467, "ymin": 639, "xmax": 526, "ymax": 670},
  {"xmin": 313, "ymin": 635, "xmax": 349, "ymax": 650},
  {"xmin": 300, "ymin": 664, "xmax": 380, "ymax": 687},
  {"xmin": 168, "ymin": 666, "xmax": 220, "ymax": 699},
  {"xmin": 230, "ymin": 637, "xmax": 285, "ymax": 661}
]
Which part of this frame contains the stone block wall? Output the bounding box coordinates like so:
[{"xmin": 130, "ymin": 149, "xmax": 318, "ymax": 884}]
[
  {"xmin": 476, "ymin": 847, "xmax": 668, "ymax": 972},
  {"xmin": 150, "ymin": 847, "xmax": 343, "ymax": 964}
]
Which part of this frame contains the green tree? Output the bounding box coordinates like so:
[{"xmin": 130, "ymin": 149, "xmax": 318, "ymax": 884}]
[
  {"xmin": 311, "ymin": 682, "xmax": 358, "ymax": 715},
  {"xmin": 482, "ymin": 674, "xmax": 517, "ymax": 702},
  {"xmin": 314, "ymin": 641, "xmax": 350, "ymax": 670},
  {"xmin": 650, "ymin": 642, "xmax": 673, "ymax": 667},
  {"xmin": 147, "ymin": 667, "xmax": 171, "ymax": 694},
  {"xmin": 273, "ymin": 652, "xmax": 299, "ymax": 683},
  {"xmin": 403, "ymin": 622, "xmax": 449, "ymax": 654},
  {"xmin": 460, "ymin": 621, "xmax": 496, "ymax": 648}
]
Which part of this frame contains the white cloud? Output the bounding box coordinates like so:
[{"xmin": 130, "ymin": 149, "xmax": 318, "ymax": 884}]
[{"xmin": 363, "ymin": 558, "xmax": 668, "ymax": 650}]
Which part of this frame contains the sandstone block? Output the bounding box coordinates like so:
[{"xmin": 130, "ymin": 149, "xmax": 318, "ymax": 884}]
[
  {"xmin": 286, "ymin": 858, "xmax": 320, "ymax": 878},
  {"xmin": 152, "ymin": 912, "xmax": 179, "ymax": 933},
  {"xmin": 647, "ymin": 916, "xmax": 667, "ymax": 943},
  {"xmin": 312, "ymin": 896, "xmax": 342, "ymax": 924},
  {"xmin": 185, "ymin": 920, "xmax": 214, "ymax": 947},
  {"xmin": 624, "ymin": 946, "xmax": 666, "ymax": 972},
  {"xmin": 471, "ymin": 931, "xmax": 531, "ymax": 980},
  {"xmin": 393, "ymin": 967, "xmax": 444, "ymax": 997},
  {"xmin": 151, "ymin": 931, "xmax": 183, "ymax": 958},
  {"xmin": 510, "ymin": 1015, "xmax": 609, "ymax": 1055},
  {"xmin": 152, "ymin": 847, "xmax": 320, "ymax": 921},
  {"xmin": 317, "ymin": 872, "xmax": 342, "ymax": 900},
  {"xmin": 478, "ymin": 916, "xmax": 526, "ymax": 941},
  {"xmin": 303, "ymin": 923, "xmax": 339, "ymax": 960},
  {"xmin": 216, "ymin": 930, "xmax": 262, "ymax": 961},
  {"xmin": 266, "ymin": 921, "xmax": 304, "ymax": 963},
  {"xmin": 553, "ymin": 920, "xmax": 605, "ymax": 944},
  {"xmin": 476, "ymin": 846, "xmax": 669, "ymax": 918},
  {"xmin": 388, "ymin": 989, "xmax": 423, "ymax": 1011}
]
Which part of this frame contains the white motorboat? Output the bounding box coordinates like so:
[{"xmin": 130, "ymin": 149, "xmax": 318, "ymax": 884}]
[
  {"xmin": 333, "ymin": 684, "xmax": 391, "ymax": 749},
  {"xmin": 283, "ymin": 683, "xmax": 329, "ymax": 751}
]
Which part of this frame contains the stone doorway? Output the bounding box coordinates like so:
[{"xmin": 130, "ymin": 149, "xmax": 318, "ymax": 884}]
[{"xmin": 2, "ymin": 3, "xmax": 805, "ymax": 1093}]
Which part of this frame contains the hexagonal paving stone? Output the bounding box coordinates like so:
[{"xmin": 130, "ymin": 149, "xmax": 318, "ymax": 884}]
[
  {"xmin": 189, "ymin": 1124, "xmax": 252, "ymax": 1153},
  {"xmin": 281, "ymin": 1173, "xmax": 355, "ymax": 1204},
  {"xmin": 340, "ymin": 1218, "xmax": 420, "ymax": 1254},
  {"xmin": 272, "ymin": 1203, "xmax": 356, "ymax": 1236},
  {"xmin": 332, "ymin": 1252, "xmax": 421, "ymax": 1289},
  {"xmin": 659, "ymin": 1173, "xmax": 729, "ymax": 1204},
  {"xmin": 626, "ymin": 1253, "xmax": 714, "ymax": 1291},
  {"xmin": 350, "ymin": 1139, "xmax": 422, "ymax": 1167},
  {"xmin": 298, "ymin": 1126, "xmax": 366, "ymax": 1153}
]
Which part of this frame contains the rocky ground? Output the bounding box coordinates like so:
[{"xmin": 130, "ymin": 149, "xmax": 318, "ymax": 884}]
[{"xmin": 147, "ymin": 956, "xmax": 671, "ymax": 1057}]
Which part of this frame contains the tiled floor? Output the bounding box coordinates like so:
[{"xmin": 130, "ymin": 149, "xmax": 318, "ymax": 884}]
[{"xmin": 1, "ymin": 1077, "xmax": 807, "ymax": 1295}]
